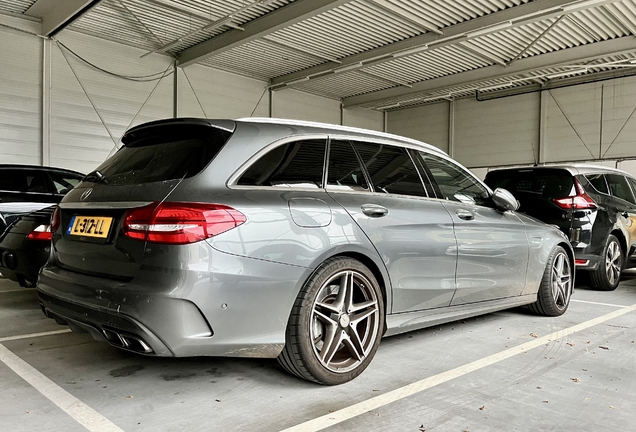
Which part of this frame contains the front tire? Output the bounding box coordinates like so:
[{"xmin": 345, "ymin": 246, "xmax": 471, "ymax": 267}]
[
  {"xmin": 529, "ymin": 246, "xmax": 573, "ymax": 317},
  {"xmin": 277, "ymin": 257, "xmax": 384, "ymax": 385},
  {"xmin": 590, "ymin": 234, "xmax": 622, "ymax": 291}
]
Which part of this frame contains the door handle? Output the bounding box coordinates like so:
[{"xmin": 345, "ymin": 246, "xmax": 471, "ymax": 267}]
[
  {"xmin": 361, "ymin": 204, "xmax": 389, "ymax": 217},
  {"xmin": 456, "ymin": 209, "xmax": 474, "ymax": 220}
]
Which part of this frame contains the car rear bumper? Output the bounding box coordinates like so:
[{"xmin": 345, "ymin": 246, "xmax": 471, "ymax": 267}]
[
  {"xmin": 572, "ymin": 252, "xmax": 601, "ymax": 270},
  {"xmin": 37, "ymin": 245, "xmax": 310, "ymax": 358}
]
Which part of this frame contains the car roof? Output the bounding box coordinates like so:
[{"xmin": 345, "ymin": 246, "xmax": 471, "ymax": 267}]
[{"xmin": 237, "ymin": 117, "xmax": 448, "ymax": 156}]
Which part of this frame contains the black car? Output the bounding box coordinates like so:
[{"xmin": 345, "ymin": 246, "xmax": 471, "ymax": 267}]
[
  {"xmin": 0, "ymin": 165, "xmax": 84, "ymax": 287},
  {"xmin": 485, "ymin": 164, "xmax": 636, "ymax": 291},
  {"xmin": 0, "ymin": 165, "xmax": 84, "ymax": 233}
]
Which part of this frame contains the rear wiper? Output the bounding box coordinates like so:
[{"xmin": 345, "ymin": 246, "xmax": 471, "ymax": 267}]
[{"xmin": 83, "ymin": 170, "xmax": 109, "ymax": 184}]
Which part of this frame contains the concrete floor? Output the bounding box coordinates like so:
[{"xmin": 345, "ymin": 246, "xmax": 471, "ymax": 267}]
[{"xmin": 1, "ymin": 273, "xmax": 635, "ymax": 432}]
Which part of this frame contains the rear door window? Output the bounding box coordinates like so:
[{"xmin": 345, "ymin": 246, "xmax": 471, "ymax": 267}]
[
  {"xmin": 92, "ymin": 124, "xmax": 232, "ymax": 186},
  {"xmin": 606, "ymin": 174, "xmax": 636, "ymax": 204},
  {"xmin": 327, "ymin": 140, "xmax": 369, "ymax": 191},
  {"xmin": 49, "ymin": 172, "xmax": 84, "ymax": 195},
  {"xmin": 352, "ymin": 141, "xmax": 429, "ymax": 197},
  {"xmin": 238, "ymin": 139, "xmax": 326, "ymax": 188},
  {"xmin": 0, "ymin": 169, "xmax": 49, "ymax": 193}
]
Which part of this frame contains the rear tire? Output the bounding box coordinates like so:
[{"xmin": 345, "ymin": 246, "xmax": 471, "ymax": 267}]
[
  {"xmin": 590, "ymin": 234, "xmax": 622, "ymax": 291},
  {"xmin": 529, "ymin": 246, "xmax": 572, "ymax": 317},
  {"xmin": 277, "ymin": 257, "xmax": 384, "ymax": 385}
]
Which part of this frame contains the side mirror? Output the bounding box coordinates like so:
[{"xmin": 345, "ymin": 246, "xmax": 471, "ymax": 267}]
[{"xmin": 492, "ymin": 188, "xmax": 519, "ymax": 211}]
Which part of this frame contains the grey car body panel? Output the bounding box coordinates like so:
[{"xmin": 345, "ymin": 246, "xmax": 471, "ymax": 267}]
[
  {"xmin": 443, "ymin": 202, "xmax": 530, "ymax": 305},
  {"xmin": 38, "ymin": 118, "xmax": 573, "ymax": 359},
  {"xmin": 327, "ymin": 190, "xmax": 457, "ymax": 313}
]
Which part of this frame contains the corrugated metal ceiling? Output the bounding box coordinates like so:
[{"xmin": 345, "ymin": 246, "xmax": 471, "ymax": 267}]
[{"xmin": 4, "ymin": 0, "xmax": 636, "ymax": 111}]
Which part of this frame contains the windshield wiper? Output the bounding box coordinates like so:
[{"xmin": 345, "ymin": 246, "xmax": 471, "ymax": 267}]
[{"xmin": 83, "ymin": 170, "xmax": 109, "ymax": 184}]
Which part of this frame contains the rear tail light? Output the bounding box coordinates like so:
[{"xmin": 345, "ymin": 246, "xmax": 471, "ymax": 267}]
[
  {"xmin": 552, "ymin": 178, "xmax": 597, "ymax": 210},
  {"xmin": 27, "ymin": 225, "xmax": 52, "ymax": 241},
  {"xmin": 123, "ymin": 202, "xmax": 246, "ymax": 245},
  {"xmin": 51, "ymin": 206, "xmax": 61, "ymax": 232}
]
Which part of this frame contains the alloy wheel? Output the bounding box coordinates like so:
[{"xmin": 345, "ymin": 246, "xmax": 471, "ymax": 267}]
[
  {"xmin": 310, "ymin": 270, "xmax": 380, "ymax": 373},
  {"xmin": 605, "ymin": 240, "xmax": 621, "ymax": 286},
  {"xmin": 551, "ymin": 251, "xmax": 572, "ymax": 311}
]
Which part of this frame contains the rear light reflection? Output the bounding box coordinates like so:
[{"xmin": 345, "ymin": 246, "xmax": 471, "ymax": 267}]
[
  {"xmin": 51, "ymin": 206, "xmax": 61, "ymax": 233},
  {"xmin": 123, "ymin": 202, "xmax": 246, "ymax": 245},
  {"xmin": 27, "ymin": 225, "xmax": 52, "ymax": 241},
  {"xmin": 575, "ymin": 259, "xmax": 589, "ymax": 266},
  {"xmin": 552, "ymin": 178, "xmax": 597, "ymax": 210}
]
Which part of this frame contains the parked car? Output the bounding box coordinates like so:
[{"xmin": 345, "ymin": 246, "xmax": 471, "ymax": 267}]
[
  {"xmin": 485, "ymin": 165, "xmax": 636, "ymax": 291},
  {"xmin": 0, "ymin": 164, "xmax": 84, "ymax": 233},
  {"xmin": 37, "ymin": 118, "xmax": 573, "ymax": 384},
  {"xmin": 0, "ymin": 206, "xmax": 56, "ymax": 287},
  {"xmin": 0, "ymin": 165, "xmax": 84, "ymax": 287}
]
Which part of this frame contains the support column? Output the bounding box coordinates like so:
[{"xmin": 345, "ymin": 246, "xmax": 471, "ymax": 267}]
[
  {"xmin": 172, "ymin": 62, "xmax": 178, "ymax": 118},
  {"xmin": 268, "ymin": 88, "xmax": 273, "ymax": 117},
  {"xmin": 539, "ymin": 90, "xmax": 548, "ymax": 164},
  {"xmin": 340, "ymin": 102, "xmax": 344, "ymax": 125},
  {"xmin": 41, "ymin": 38, "xmax": 51, "ymax": 166},
  {"xmin": 448, "ymin": 99, "xmax": 455, "ymax": 158},
  {"xmin": 383, "ymin": 111, "xmax": 387, "ymax": 133}
]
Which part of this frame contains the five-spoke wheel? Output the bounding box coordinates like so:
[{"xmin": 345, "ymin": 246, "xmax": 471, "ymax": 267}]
[
  {"xmin": 529, "ymin": 245, "xmax": 573, "ymax": 316},
  {"xmin": 278, "ymin": 257, "xmax": 384, "ymax": 385}
]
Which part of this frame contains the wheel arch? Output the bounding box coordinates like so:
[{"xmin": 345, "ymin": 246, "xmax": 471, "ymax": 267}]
[
  {"xmin": 558, "ymin": 240, "xmax": 576, "ymax": 286},
  {"xmin": 610, "ymin": 229, "xmax": 628, "ymax": 255}
]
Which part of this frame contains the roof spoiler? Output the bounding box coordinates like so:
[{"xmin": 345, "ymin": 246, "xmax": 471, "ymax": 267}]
[{"xmin": 122, "ymin": 118, "xmax": 236, "ymax": 145}]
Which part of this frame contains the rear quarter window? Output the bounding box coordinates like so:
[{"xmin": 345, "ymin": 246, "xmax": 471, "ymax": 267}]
[
  {"xmin": 237, "ymin": 139, "xmax": 326, "ymax": 188},
  {"xmin": 485, "ymin": 169, "xmax": 574, "ymax": 198}
]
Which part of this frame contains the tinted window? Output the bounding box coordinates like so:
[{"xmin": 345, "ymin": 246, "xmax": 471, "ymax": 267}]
[
  {"xmin": 238, "ymin": 139, "xmax": 326, "ymax": 188},
  {"xmin": 606, "ymin": 174, "xmax": 636, "ymax": 204},
  {"xmin": 420, "ymin": 152, "xmax": 490, "ymax": 206},
  {"xmin": 585, "ymin": 174, "xmax": 609, "ymax": 194},
  {"xmin": 0, "ymin": 169, "xmax": 48, "ymax": 193},
  {"xmin": 485, "ymin": 169, "xmax": 575, "ymax": 199},
  {"xmin": 327, "ymin": 140, "xmax": 369, "ymax": 191},
  {"xmin": 353, "ymin": 142, "xmax": 427, "ymax": 197},
  {"xmin": 50, "ymin": 172, "xmax": 83, "ymax": 194},
  {"xmin": 91, "ymin": 125, "xmax": 231, "ymax": 186}
]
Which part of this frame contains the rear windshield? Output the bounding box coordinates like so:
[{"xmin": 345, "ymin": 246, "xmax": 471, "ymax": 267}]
[
  {"xmin": 485, "ymin": 169, "xmax": 575, "ymax": 199},
  {"xmin": 88, "ymin": 124, "xmax": 232, "ymax": 186}
]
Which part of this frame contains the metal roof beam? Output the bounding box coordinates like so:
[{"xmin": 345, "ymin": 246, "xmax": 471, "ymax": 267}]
[
  {"xmin": 270, "ymin": 0, "xmax": 617, "ymax": 87},
  {"xmin": 177, "ymin": 0, "xmax": 352, "ymax": 67},
  {"xmin": 25, "ymin": 0, "xmax": 99, "ymax": 36},
  {"xmin": 342, "ymin": 36, "xmax": 636, "ymax": 107}
]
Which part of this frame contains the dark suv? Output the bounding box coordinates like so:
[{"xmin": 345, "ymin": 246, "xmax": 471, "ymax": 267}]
[{"xmin": 485, "ymin": 165, "xmax": 636, "ymax": 291}]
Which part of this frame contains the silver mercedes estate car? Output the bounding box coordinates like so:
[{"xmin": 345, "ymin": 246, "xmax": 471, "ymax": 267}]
[{"xmin": 37, "ymin": 118, "xmax": 574, "ymax": 385}]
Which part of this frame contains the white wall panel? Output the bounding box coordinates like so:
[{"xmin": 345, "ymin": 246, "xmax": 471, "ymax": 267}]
[
  {"xmin": 273, "ymin": 89, "xmax": 340, "ymax": 124},
  {"xmin": 454, "ymin": 93, "xmax": 539, "ymax": 168},
  {"xmin": 177, "ymin": 65, "xmax": 269, "ymax": 119},
  {"xmin": 51, "ymin": 32, "xmax": 174, "ymax": 173},
  {"xmin": 387, "ymin": 102, "xmax": 449, "ymax": 152},
  {"xmin": 0, "ymin": 15, "xmax": 41, "ymax": 165},
  {"xmin": 342, "ymin": 107, "xmax": 384, "ymax": 132}
]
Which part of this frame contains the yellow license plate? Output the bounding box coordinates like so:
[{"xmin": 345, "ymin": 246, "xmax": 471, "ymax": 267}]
[{"xmin": 67, "ymin": 216, "xmax": 113, "ymax": 238}]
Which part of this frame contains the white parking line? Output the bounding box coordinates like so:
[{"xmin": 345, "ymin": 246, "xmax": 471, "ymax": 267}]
[
  {"xmin": 570, "ymin": 299, "xmax": 628, "ymax": 308},
  {"xmin": 0, "ymin": 288, "xmax": 31, "ymax": 294},
  {"xmin": 0, "ymin": 343, "xmax": 124, "ymax": 432},
  {"xmin": 0, "ymin": 329, "xmax": 72, "ymax": 343},
  {"xmin": 280, "ymin": 302, "xmax": 636, "ymax": 432}
]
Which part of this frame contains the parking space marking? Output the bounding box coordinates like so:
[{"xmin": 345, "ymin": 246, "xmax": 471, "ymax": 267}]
[
  {"xmin": 0, "ymin": 288, "xmax": 31, "ymax": 294},
  {"xmin": 570, "ymin": 299, "xmax": 628, "ymax": 308},
  {"xmin": 0, "ymin": 329, "xmax": 72, "ymax": 343},
  {"xmin": 280, "ymin": 302, "xmax": 636, "ymax": 432},
  {"xmin": 0, "ymin": 343, "xmax": 124, "ymax": 432}
]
